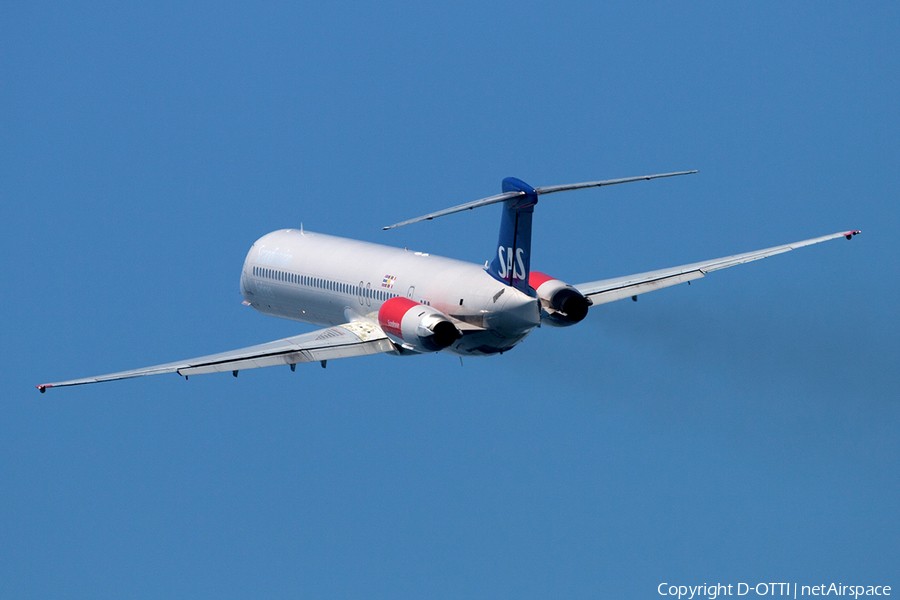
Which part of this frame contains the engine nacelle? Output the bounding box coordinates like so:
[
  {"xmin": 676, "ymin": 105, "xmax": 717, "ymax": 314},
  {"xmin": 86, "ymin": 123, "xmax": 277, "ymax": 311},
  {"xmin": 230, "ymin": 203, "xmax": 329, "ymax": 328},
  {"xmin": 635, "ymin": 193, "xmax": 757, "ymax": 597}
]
[
  {"xmin": 378, "ymin": 297, "xmax": 462, "ymax": 352},
  {"xmin": 529, "ymin": 271, "xmax": 591, "ymax": 327}
]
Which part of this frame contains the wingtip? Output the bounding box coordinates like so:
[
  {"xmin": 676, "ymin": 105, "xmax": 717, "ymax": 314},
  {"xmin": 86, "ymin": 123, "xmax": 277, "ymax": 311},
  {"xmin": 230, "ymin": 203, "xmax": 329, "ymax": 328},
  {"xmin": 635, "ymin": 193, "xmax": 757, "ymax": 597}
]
[
  {"xmin": 36, "ymin": 384, "xmax": 51, "ymax": 393},
  {"xmin": 845, "ymin": 230, "xmax": 861, "ymax": 240}
]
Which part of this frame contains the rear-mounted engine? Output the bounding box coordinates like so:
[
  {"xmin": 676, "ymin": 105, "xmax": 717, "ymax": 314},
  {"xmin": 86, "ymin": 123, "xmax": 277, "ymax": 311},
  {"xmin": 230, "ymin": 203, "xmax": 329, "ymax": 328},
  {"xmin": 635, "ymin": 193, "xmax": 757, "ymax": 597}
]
[
  {"xmin": 529, "ymin": 271, "xmax": 591, "ymax": 327},
  {"xmin": 378, "ymin": 297, "xmax": 462, "ymax": 352}
]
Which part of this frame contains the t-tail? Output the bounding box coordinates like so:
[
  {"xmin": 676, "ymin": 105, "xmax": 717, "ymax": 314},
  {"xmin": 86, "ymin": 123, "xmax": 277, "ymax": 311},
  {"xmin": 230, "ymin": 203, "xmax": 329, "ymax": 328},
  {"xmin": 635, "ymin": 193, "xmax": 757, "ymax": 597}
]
[{"xmin": 381, "ymin": 169, "xmax": 698, "ymax": 289}]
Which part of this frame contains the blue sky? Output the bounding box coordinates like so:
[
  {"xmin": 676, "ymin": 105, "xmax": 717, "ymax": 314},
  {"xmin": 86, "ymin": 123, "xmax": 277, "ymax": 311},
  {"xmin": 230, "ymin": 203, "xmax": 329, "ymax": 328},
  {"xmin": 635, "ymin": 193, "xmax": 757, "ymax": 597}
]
[{"xmin": 2, "ymin": 2, "xmax": 898, "ymax": 598}]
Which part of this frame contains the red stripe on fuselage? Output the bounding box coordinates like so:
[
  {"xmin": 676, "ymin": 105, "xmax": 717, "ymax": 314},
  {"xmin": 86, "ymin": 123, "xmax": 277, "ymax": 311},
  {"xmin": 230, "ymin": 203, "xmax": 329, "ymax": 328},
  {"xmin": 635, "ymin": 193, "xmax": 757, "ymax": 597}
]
[{"xmin": 378, "ymin": 297, "xmax": 420, "ymax": 339}]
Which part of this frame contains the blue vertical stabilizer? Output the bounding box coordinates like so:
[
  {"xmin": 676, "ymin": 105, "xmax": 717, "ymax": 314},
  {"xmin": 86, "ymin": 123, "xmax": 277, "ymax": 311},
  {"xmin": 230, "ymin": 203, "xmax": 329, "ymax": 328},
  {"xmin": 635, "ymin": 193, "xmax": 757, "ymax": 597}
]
[{"xmin": 487, "ymin": 178, "xmax": 537, "ymax": 292}]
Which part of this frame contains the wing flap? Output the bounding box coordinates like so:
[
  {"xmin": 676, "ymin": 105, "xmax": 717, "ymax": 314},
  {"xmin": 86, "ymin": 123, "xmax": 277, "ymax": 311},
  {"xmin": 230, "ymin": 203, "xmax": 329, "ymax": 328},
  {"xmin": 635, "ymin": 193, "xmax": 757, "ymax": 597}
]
[
  {"xmin": 179, "ymin": 336, "xmax": 396, "ymax": 376},
  {"xmin": 586, "ymin": 271, "xmax": 705, "ymax": 305}
]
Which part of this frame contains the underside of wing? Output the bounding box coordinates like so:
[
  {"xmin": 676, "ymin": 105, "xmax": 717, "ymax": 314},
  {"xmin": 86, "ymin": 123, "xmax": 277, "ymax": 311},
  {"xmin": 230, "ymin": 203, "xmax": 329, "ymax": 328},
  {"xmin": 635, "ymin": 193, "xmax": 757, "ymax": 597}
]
[
  {"xmin": 575, "ymin": 230, "xmax": 860, "ymax": 305},
  {"xmin": 37, "ymin": 320, "xmax": 396, "ymax": 392}
]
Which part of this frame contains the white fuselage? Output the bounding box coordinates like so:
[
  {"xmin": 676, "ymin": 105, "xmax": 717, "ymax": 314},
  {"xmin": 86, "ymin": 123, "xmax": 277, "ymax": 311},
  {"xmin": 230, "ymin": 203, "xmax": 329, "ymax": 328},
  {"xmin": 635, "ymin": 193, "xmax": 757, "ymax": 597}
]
[{"xmin": 240, "ymin": 229, "xmax": 541, "ymax": 356}]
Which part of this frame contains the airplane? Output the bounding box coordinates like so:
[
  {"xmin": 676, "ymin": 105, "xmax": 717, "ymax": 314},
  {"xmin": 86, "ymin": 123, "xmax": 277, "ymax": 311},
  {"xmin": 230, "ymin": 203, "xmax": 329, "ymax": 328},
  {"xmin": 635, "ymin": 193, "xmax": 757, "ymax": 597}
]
[{"xmin": 36, "ymin": 170, "xmax": 860, "ymax": 392}]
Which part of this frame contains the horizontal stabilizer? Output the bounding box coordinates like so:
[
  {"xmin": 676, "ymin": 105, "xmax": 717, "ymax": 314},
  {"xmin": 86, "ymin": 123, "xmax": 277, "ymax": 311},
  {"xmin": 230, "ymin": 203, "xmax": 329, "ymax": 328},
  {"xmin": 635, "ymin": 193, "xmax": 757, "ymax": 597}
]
[
  {"xmin": 534, "ymin": 170, "xmax": 697, "ymax": 195},
  {"xmin": 382, "ymin": 170, "xmax": 697, "ymax": 230}
]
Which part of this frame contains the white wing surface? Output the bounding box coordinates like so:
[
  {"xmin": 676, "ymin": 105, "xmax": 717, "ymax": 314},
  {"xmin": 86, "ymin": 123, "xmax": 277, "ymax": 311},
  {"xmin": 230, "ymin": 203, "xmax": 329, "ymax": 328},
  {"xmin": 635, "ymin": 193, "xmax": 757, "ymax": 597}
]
[
  {"xmin": 37, "ymin": 320, "xmax": 396, "ymax": 392},
  {"xmin": 576, "ymin": 230, "xmax": 861, "ymax": 305}
]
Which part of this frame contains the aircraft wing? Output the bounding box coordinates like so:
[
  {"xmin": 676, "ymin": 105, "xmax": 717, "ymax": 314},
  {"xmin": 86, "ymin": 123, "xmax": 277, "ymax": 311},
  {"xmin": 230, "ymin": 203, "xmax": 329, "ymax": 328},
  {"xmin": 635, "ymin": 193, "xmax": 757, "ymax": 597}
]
[
  {"xmin": 36, "ymin": 320, "xmax": 396, "ymax": 392},
  {"xmin": 575, "ymin": 230, "xmax": 861, "ymax": 306}
]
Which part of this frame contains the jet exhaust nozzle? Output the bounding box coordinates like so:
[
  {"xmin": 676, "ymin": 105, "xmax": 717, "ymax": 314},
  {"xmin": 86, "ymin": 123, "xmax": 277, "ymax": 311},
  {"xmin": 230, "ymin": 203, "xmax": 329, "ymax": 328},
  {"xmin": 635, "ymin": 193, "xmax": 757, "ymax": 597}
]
[
  {"xmin": 529, "ymin": 271, "xmax": 591, "ymax": 327},
  {"xmin": 379, "ymin": 297, "xmax": 461, "ymax": 352}
]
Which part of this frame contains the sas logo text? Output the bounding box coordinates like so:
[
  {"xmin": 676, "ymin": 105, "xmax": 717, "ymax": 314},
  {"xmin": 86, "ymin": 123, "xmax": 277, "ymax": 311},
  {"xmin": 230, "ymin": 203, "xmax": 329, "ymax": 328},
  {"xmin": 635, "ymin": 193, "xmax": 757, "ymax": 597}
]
[{"xmin": 497, "ymin": 246, "xmax": 527, "ymax": 280}]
